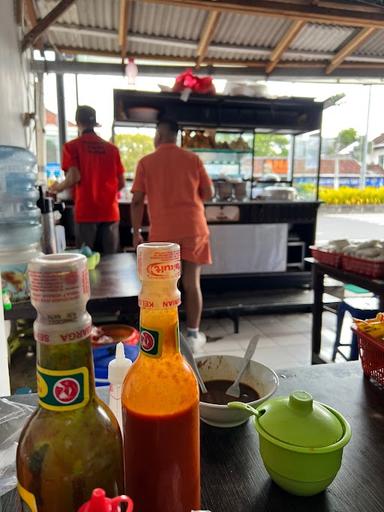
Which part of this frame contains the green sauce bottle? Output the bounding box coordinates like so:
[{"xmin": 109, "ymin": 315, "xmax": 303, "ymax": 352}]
[{"xmin": 16, "ymin": 254, "xmax": 124, "ymax": 512}]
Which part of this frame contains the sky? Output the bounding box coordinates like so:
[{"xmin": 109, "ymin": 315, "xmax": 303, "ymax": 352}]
[{"xmin": 43, "ymin": 73, "xmax": 384, "ymax": 141}]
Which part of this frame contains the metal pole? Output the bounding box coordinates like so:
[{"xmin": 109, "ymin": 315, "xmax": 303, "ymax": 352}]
[
  {"xmin": 250, "ymin": 129, "xmax": 256, "ymax": 199},
  {"xmin": 75, "ymin": 73, "xmax": 79, "ymax": 107},
  {"xmin": 288, "ymin": 134, "xmax": 295, "ymax": 183},
  {"xmin": 360, "ymin": 84, "xmax": 372, "ymax": 189},
  {"xmin": 316, "ymin": 121, "xmax": 323, "ymax": 201},
  {"xmin": 35, "ymin": 73, "xmax": 47, "ymax": 184},
  {"xmin": 56, "ymin": 72, "xmax": 67, "ymax": 152}
]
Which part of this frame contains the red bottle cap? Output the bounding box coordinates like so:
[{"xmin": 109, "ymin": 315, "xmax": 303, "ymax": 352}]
[{"xmin": 78, "ymin": 488, "xmax": 134, "ymax": 512}]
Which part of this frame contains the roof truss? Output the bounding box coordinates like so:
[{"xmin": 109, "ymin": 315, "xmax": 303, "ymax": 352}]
[
  {"xmin": 196, "ymin": 10, "xmax": 221, "ymax": 68},
  {"xmin": 266, "ymin": 20, "xmax": 305, "ymax": 74},
  {"xmin": 119, "ymin": 0, "xmax": 130, "ymax": 62},
  {"xmin": 143, "ymin": 0, "xmax": 384, "ymax": 29},
  {"xmin": 21, "ymin": 0, "xmax": 76, "ymax": 51},
  {"xmin": 24, "ymin": 0, "xmax": 384, "ymax": 80},
  {"xmin": 326, "ymin": 27, "xmax": 377, "ymax": 74},
  {"xmin": 23, "ymin": 0, "xmax": 44, "ymax": 50}
]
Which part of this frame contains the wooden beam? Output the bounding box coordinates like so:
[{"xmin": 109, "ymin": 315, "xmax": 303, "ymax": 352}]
[
  {"xmin": 143, "ymin": 0, "xmax": 384, "ymax": 30},
  {"xmin": 326, "ymin": 27, "xmax": 377, "ymax": 74},
  {"xmin": 196, "ymin": 10, "xmax": 221, "ymax": 68},
  {"xmin": 54, "ymin": 46, "xmax": 384, "ymax": 71},
  {"xmin": 265, "ymin": 19, "xmax": 305, "ymax": 74},
  {"xmin": 21, "ymin": 0, "xmax": 76, "ymax": 51},
  {"xmin": 23, "ymin": 0, "xmax": 44, "ymax": 49},
  {"xmin": 24, "ymin": 0, "xmax": 38, "ymax": 27},
  {"xmin": 57, "ymin": 46, "xmax": 198, "ymax": 62},
  {"xmin": 119, "ymin": 0, "xmax": 130, "ymax": 61}
]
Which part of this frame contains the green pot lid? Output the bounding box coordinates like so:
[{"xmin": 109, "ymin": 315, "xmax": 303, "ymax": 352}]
[{"xmin": 256, "ymin": 391, "xmax": 343, "ymax": 448}]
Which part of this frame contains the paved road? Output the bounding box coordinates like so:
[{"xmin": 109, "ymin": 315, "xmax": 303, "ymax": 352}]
[{"xmin": 316, "ymin": 211, "xmax": 384, "ymax": 243}]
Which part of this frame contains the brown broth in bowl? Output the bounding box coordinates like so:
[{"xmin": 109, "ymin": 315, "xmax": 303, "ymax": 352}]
[{"xmin": 200, "ymin": 380, "xmax": 260, "ymax": 405}]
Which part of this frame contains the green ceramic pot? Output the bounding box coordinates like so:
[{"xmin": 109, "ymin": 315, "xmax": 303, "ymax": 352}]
[{"xmin": 229, "ymin": 391, "xmax": 352, "ymax": 496}]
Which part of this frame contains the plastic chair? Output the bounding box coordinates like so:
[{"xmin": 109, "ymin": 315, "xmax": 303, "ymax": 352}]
[{"xmin": 332, "ymin": 297, "xmax": 379, "ymax": 361}]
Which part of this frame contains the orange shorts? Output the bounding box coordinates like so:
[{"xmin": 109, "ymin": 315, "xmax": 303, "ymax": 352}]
[{"xmin": 149, "ymin": 235, "xmax": 212, "ymax": 265}]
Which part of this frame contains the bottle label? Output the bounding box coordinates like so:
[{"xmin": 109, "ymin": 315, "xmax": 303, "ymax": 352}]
[
  {"xmin": 34, "ymin": 320, "xmax": 92, "ymax": 345},
  {"xmin": 138, "ymin": 245, "xmax": 181, "ymax": 281},
  {"xmin": 17, "ymin": 483, "xmax": 38, "ymax": 512},
  {"xmin": 137, "ymin": 243, "xmax": 181, "ymax": 309},
  {"xmin": 140, "ymin": 326, "xmax": 162, "ymax": 358},
  {"xmin": 37, "ymin": 366, "xmax": 90, "ymax": 411},
  {"xmin": 29, "ymin": 265, "xmax": 90, "ymax": 305}
]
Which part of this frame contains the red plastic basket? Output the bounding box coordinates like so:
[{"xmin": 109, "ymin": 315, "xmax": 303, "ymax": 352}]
[
  {"xmin": 310, "ymin": 246, "xmax": 342, "ymax": 268},
  {"xmin": 342, "ymin": 254, "xmax": 384, "ymax": 278},
  {"xmin": 354, "ymin": 328, "xmax": 384, "ymax": 388}
]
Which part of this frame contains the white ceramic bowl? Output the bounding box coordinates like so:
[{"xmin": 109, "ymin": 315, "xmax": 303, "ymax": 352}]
[{"xmin": 196, "ymin": 355, "xmax": 279, "ymax": 428}]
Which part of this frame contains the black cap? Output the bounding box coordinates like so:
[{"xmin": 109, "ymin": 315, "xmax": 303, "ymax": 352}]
[{"xmin": 75, "ymin": 105, "xmax": 101, "ymax": 127}]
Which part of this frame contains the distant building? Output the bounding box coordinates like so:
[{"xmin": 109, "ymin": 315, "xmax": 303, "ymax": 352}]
[
  {"xmin": 370, "ymin": 133, "xmax": 384, "ymax": 170},
  {"xmin": 45, "ymin": 110, "xmax": 77, "ymax": 165}
]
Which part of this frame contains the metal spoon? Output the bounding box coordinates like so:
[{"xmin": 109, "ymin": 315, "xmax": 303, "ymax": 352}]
[
  {"xmin": 180, "ymin": 333, "xmax": 208, "ymax": 394},
  {"xmin": 225, "ymin": 335, "xmax": 260, "ymax": 398}
]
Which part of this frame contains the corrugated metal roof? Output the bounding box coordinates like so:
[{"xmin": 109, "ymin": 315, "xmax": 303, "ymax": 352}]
[
  {"xmin": 130, "ymin": 3, "xmax": 205, "ymax": 41},
  {"xmin": 48, "ymin": 31, "xmax": 120, "ymax": 53},
  {"xmin": 36, "ymin": 0, "xmax": 119, "ymax": 29},
  {"xmin": 36, "ymin": 0, "xmax": 79, "ymax": 25},
  {"xmin": 76, "ymin": 0, "xmax": 120, "ymax": 30},
  {"xmin": 33, "ymin": 0, "xmax": 384, "ymax": 69},
  {"xmin": 127, "ymin": 41, "xmax": 195, "ymax": 59},
  {"xmin": 213, "ymin": 13, "xmax": 291, "ymax": 48},
  {"xmin": 353, "ymin": 28, "xmax": 384, "ymax": 56},
  {"xmin": 206, "ymin": 47, "xmax": 269, "ymax": 62},
  {"xmin": 290, "ymin": 23, "xmax": 357, "ymax": 53}
]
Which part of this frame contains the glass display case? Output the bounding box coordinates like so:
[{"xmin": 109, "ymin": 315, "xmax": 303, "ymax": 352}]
[
  {"xmin": 292, "ymin": 129, "xmax": 322, "ymax": 201},
  {"xmin": 181, "ymin": 130, "xmax": 253, "ymax": 180},
  {"xmin": 179, "ymin": 129, "xmax": 321, "ymax": 202}
]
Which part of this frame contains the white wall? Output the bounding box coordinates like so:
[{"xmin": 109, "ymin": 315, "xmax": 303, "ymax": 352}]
[
  {"xmin": 0, "ymin": 1, "xmax": 32, "ymax": 148},
  {"xmin": 0, "ymin": 1, "xmax": 34, "ymax": 394},
  {"xmin": 372, "ymin": 148, "xmax": 384, "ymax": 166}
]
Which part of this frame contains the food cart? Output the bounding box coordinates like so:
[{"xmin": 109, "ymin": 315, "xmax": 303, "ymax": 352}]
[{"xmin": 114, "ymin": 90, "xmax": 323, "ymax": 288}]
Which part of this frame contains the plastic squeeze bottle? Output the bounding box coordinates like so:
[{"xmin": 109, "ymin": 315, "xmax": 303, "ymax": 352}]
[
  {"xmin": 122, "ymin": 242, "xmax": 200, "ymax": 512},
  {"xmin": 16, "ymin": 254, "xmax": 124, "ymax": 512},
  {"xmin": 108, "ymin": 342, "xmax": 132, "ymax": 431}
]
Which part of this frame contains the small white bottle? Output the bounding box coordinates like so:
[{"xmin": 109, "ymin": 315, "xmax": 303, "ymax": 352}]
[{"xmin": 108, "ymin": 342, "xmax": 132, "ymax": 431}]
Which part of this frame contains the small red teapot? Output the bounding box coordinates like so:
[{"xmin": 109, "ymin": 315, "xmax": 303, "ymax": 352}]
[{"xmin": 78, "ymin": 488, "xmax": 134, "ymax": 512}]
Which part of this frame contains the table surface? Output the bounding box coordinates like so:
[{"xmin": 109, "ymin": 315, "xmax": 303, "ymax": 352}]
[
  {"xmin": 306, "ymin": 257, "xmax": 384, "ymax": 363},
  {"xmin": 4, "ymin": 253, "xmax": 140, "ymax": 320},
  {"xmin": 306, "ymin": 257, "xmax": 384, "ymax": 295},
  {"xmin": 2, "ymin": 362, "xmax": 384, "ymax": 511}
]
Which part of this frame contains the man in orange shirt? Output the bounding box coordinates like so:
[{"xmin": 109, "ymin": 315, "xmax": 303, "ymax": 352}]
[
  {"xmin": 50, "ymin": 106, "xmax": 126, "ymax": 254},
  {"xmin": 131, "ymin": 119, "xmax": 213, "ymax": 352}
]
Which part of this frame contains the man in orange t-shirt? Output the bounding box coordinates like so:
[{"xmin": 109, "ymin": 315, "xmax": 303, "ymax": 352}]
[
  {"xmin": 50, "ymin": 106, "xmax": 126, "ymax": 254},
  {"xmin": 131, "ymin": 119, "xmax": 213, "ymax": 352}
]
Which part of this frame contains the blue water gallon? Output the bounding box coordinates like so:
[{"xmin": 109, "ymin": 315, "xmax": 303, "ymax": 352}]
[{"xmin": 0, "ymin": 146, "xmax": 41, "ymax": 250}]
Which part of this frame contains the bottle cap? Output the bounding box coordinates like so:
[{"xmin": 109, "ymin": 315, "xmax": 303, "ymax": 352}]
[
  {"xmin": 28, "ymin": 253, "xmax": 92, "ymax": 344},
  {"xmin": 108, "ymin": 342, "xmax": 132, "ymax": 385},
  {"xmin": 136, "ymin": 243, "xmax": 181, "ymax": 309},
  {"xmin": 78, "ymin": 488, "xmax": 134, "ymax": 512},
  {"xmin": 137, "ymin": 242, "xmax": 180, "ymax": 281},
  {"xmin": 29, "ymin": 253, "xmax": 90, "ymax": 310}
]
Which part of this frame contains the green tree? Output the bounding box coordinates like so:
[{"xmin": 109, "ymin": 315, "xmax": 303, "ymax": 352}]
[
  {"xmin": 254, "ymin": 134, "xmax": 289, "ymax": 157},
  {"xmin": 335, "ymin": 128, "xmax": 358, "ymax": 151},
  {"xmin": 114, "ymin": 133, "xmax": 154, "ymax": 177}
]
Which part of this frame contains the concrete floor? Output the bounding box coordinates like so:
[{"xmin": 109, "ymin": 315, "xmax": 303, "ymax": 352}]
[
  {"xmin": 194, "ymin": 310, "xmax": 350, "ymax": 367},
  {"xmin": 316, "ymin": 208, "xmax": 384, "ymax": 243}
]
